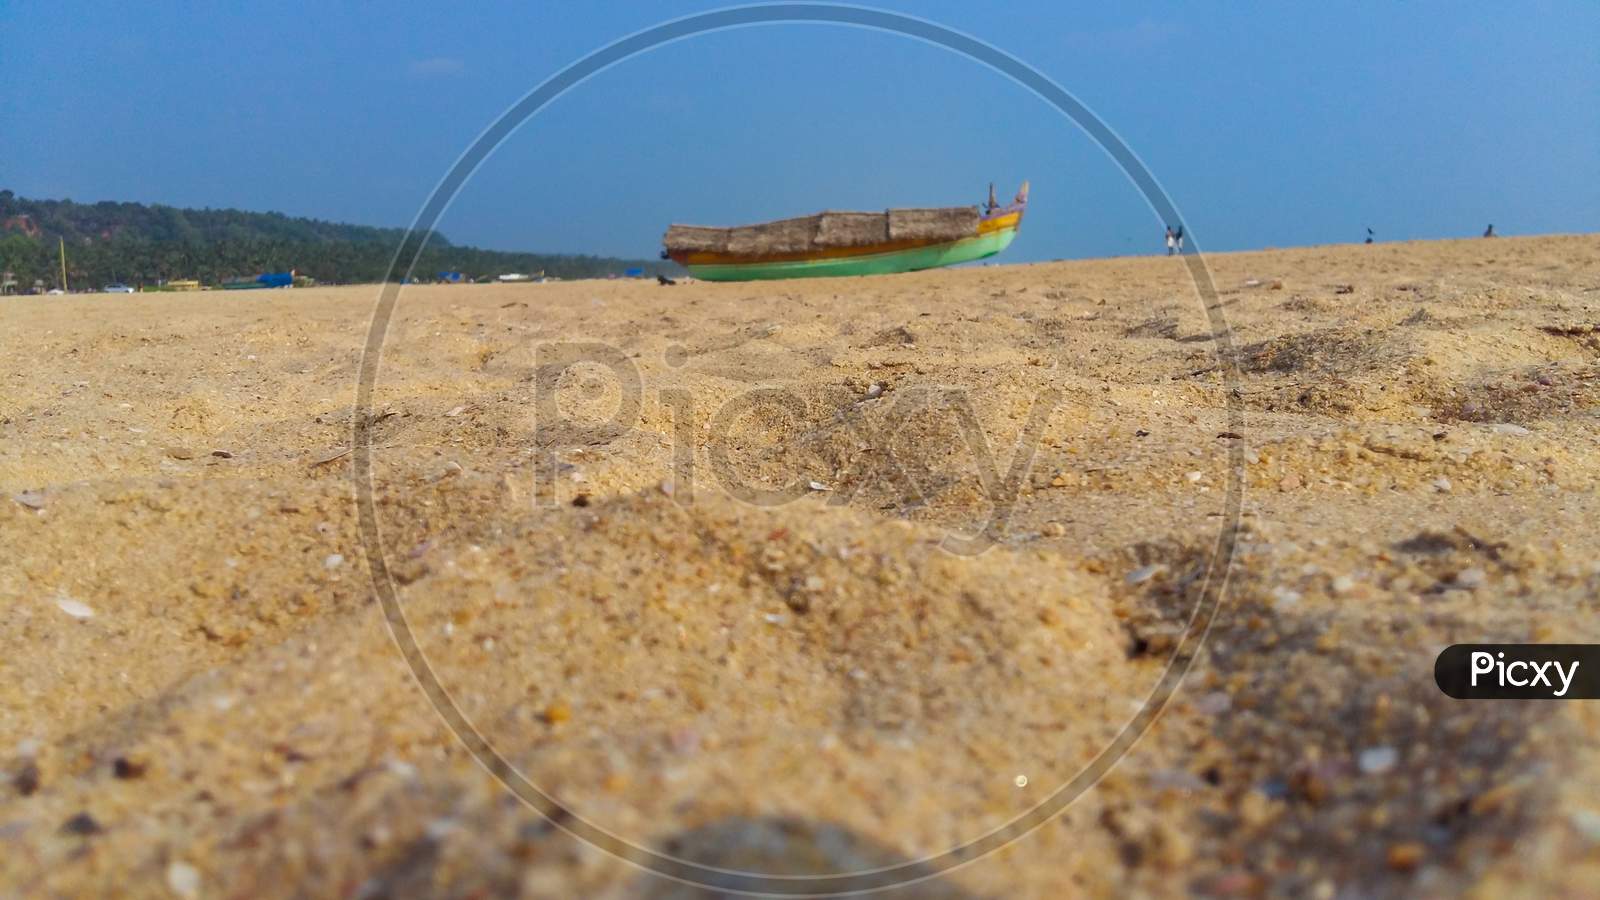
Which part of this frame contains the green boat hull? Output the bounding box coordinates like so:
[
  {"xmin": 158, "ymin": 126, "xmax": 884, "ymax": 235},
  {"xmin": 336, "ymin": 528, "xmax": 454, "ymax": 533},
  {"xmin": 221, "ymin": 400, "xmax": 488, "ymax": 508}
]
[{"xmin": 685, "ymin": 228, "xmax": 1017, "ymax": 282}]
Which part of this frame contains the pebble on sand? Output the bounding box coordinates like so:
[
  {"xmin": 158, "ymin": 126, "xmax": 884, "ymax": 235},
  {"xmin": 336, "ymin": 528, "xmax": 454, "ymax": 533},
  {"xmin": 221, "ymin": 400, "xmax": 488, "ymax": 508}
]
[
  {"xmin": 1126, "ymin": 564, "xmax": 1167, "ymax": 585},
  {"xmin": 12, "ymin": 491, "xmax": 45, "ymax": 510},
  {"xmin": 1568, "ymin": 808, "xmax": 1600, "ymax": 844},
  {"xmin": 166, "ymin": 861, "xmax": 201, "ymax": 900},
  {"xmin": 112, "ymin": 757, "xmax": 147, "ymax": 780},
  {"xmin": 60, "ymin": 813, "xmax": 102, "ymax": 836},
  {"xmin": 55, "ymin": 595, "xmax": 95, "ymax": 620},
  {"xmin": 324, "ymin": 553, "xmax": 345, "ymax": 570},
  {"xmin": 1386, "ymin": 841, "xmax": 1425, "ymax": 871},
  {"xmin": 12, "ymin": 762, "xmax": 40, "ymax": 796},
  {"xmin": 1490, "ymin": 423, "xmax": 1530, "ymax": 436},
  {"xmin": 1358, "ymin": 745, "xmax": 1399, "ymax": 775}
]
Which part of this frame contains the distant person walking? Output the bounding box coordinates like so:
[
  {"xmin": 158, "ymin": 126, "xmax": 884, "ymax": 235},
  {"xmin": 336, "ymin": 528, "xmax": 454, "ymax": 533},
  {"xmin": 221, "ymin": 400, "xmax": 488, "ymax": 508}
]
[
  {"xmin": 1365, "ymin": 227, "xmax": 1374, "ymax": 245},
  {"xmin": 1484, "ymin": 224, "xmax": 1496, "ymax": 238},
  {"xmin": 1165, "ymin": 226, "xmax": 1176, "ymax": 256},
  {"xmin": 1174, "ymin": 226, "xmax": 1184, "ymax": 254}
]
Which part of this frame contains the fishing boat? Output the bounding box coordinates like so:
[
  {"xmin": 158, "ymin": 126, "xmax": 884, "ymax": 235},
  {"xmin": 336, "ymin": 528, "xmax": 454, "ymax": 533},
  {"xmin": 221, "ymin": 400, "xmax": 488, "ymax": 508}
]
[{"xmin": 662, "ymin": 181, "xmax": 1027, "ymax": 282}]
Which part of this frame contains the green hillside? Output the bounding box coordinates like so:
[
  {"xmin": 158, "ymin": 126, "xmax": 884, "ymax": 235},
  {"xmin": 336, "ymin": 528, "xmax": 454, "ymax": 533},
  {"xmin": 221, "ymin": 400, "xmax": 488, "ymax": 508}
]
[{"xmin": 0, "ymin": 190, "xmax": 674, "ymax": 289}]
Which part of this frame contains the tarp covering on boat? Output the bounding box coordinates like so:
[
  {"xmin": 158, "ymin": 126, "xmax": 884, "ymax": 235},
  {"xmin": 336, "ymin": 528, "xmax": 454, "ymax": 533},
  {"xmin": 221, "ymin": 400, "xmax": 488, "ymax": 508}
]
[
  {"xmin": 661, "ymin": 224, "xmax": 731, "ymax": 253},
  {"xmin": 888, "ymin": 207, "xmax": 981, "ymax": 242},
  {"xmin": 814, "ymin": 211, "xmax": 888, "ymax": 248},
  {"xmin": 664, "ymin": 205, "xmax": 979, "ymax": 257},
  {"xmin": 726, "ymin": 216, "xmax": 818, "ymax": 257}
]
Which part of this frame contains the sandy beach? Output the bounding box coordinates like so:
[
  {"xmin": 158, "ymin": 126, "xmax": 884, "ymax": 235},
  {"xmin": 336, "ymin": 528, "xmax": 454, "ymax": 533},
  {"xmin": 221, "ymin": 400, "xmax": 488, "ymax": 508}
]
[{"xmin": 4, "ymin": 234, "xmax": 1600, "ymax": 897}]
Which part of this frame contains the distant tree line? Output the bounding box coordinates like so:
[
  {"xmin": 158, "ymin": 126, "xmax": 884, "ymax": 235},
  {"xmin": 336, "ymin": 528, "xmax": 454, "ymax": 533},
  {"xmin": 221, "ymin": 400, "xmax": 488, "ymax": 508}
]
[{"xmin": 0, "ymin": 190, "xmax": 676, "ymax": 289}]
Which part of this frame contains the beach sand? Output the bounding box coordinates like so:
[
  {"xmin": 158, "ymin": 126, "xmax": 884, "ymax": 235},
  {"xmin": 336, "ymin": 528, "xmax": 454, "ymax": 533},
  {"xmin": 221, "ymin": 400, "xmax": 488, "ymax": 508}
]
[{"xmin": 3, "ymin": 234, "xmax": 1599, "ymax": 896}]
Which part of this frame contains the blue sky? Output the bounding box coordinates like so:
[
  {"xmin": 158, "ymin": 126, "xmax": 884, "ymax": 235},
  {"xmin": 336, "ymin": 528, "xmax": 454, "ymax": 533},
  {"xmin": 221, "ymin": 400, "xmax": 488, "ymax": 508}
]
[{"xmin": 4, "ymin": 2, "xmax": 1595, "ymax": 261}]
